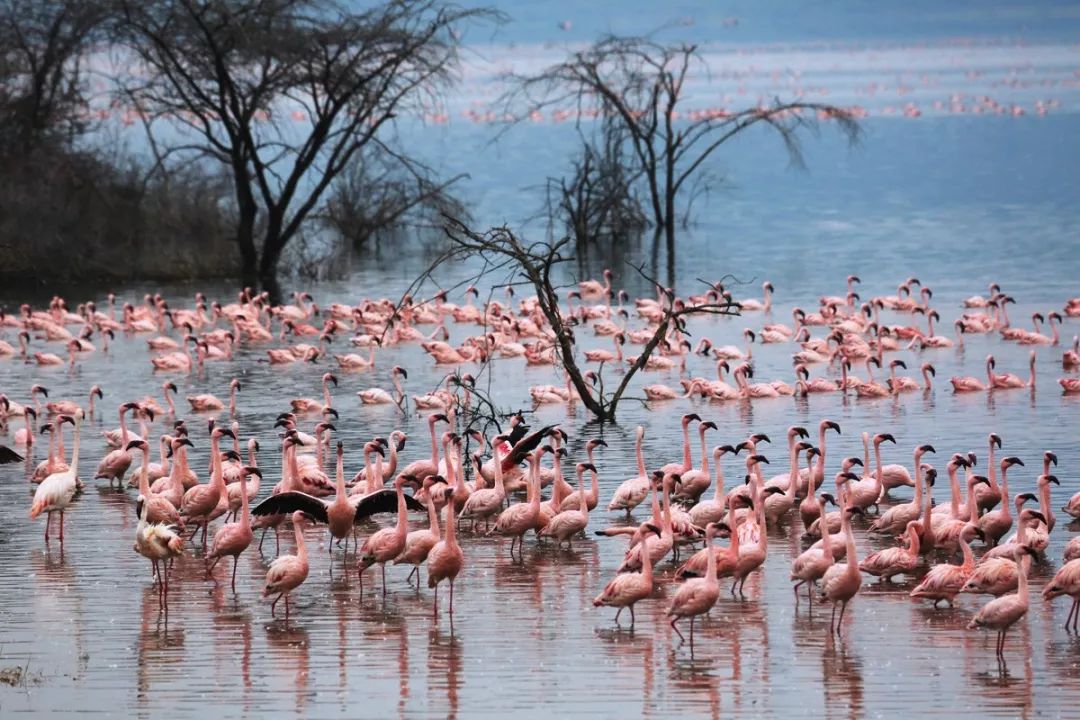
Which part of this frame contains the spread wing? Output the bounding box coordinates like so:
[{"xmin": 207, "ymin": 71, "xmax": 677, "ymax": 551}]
[
  {"xmin": 352, "ymin": 490, "xmax": 426, "ymax": 523},
  {"xmin": 506, "ymin": 420, "xmax": 529, "ymax": 446},
  {"xmin": 0, "ymin": 446, "xmax": 24, "ymax": 464},
  {"xmin": 251, "ymin": 491, "xmax": 329, "ymax": 523},
  {"xmin": 501, "ymin": 425, "xmax": 555, "ymax": 471}
]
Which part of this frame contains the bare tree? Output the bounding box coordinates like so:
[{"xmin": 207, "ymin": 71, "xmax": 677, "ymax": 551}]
[
  {"xmin": 321, "ymin": 143, "xmax": 470, "ymax": 250},
  {"xmin": 503, "ymin": 35, "xmax": 861, "ymax": 285},
  {"xmin": 116, "ymin": 0, "xmax": 493, "ymax": 301},
  {"xmin": 395, "ymin": 217, "xmax": 736, "ymax": 423},
  {"xmin": 0, "ymin": 0, "xmax": 106, "ymax": 154}
]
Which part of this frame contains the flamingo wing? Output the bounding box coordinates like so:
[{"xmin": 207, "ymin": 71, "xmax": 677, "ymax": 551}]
[
  {"xmin": 250, "ymin": 491, "xmax": 329, "ymax": 523},
  {"xmin": 502, "ymin": 425, "xmax": 557, "ymax": 471},
  {"xmin": 0, "ymin": 445, "xmax": 24, "ymax": 464},
  {"xmin": 352, "ymin": 489, "xmax": 424, "ymax": 523}
]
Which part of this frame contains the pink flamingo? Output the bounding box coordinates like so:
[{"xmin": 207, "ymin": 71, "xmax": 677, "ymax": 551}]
[
  {"xmin": 12, "ymin": 407, "xmax": 36, "ymax": 446},
  {"xmin": 540, "ymin": 462, "xmax": 596, "ymax": 548},
  {"xmin": 1042, "ymin": 559, "xmax": 1080, "ymax": 632},
  {"xmin": 358, "ymin": 473, "xmax": 416, "ymax": 596},
  {"xmin": 357, "ymin": 366, "xmax": 407, "ymax": 406},
  {"xmin": 666, "ymin": 522, "xmax": 721, "ymax": 647},
  {"xmin": 427, "ymin": 485, "xmax": 464, "ymax": 618},
  {"xmin": 790, "ymin": 491, "xmax": 838, "ymax": 607},
  {"xmin": 262, "ymin": 511, "xmax": 311, "ymax": 620},
  {"xmin": 291, "ymin": 372, "xmax": 337, "ymax": 414},
  {"xmin": 187, "ymin": 378, "xmax": 241, "ymax": 414},
  {"xmin": 180, "ymin": 425, "xmax": 234, "ymax": 547},
  {"xmin": 393, "ymin": 476, "xmax": 447, "ymax": 584},
  {"xmin": 128, "ymin": 439, "xmax": 183, "ymax": 527},
  {"xmin": 489, "ymin": 448, "xmax": 544, "ymax": 560},
  {"xmin": 989, "ymin": 351, "xmax": 1036, "ymax": 389},
  {"xmin": 607, "ymin": 426, "xmax": 650, "ymax": 514},
  {"xmin": 911, "ymin": 523, "xmax": 984, "ymax": 607},
  {"xmin": 206, "ymin": 466, "xmax": 260, "ymax": 591},
  {"xmin": 133, "ymin": 497, "xmax": 185, "ymax": 614},
  {"xmin": 95, "ymin": 402, "xmax": 143, "ymax": 487},
  {"xmin": 593, "ymin": 524, "xmax": 661, "ymax": 627},
  {"xmin": 29, "ymin": 414, "xmax": 81, "ymax": 545},
  {"xmin": 820, "ymin": 491, "xmax": 864, "ymax": 635},
  {"xmin": 401, "ymin": 413, "xmax": 449, "ymax": 480},
  {"xmin": 968, "ymin": 548, "xmax": 1037, "ymax": 659},
  {"xmin": 950, "ymin": 355, "xmax": 993, "ymax": 392}
]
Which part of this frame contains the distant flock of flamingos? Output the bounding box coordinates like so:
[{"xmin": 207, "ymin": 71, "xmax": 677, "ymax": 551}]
[{"xmin": 4, "ymin": 273, "xmax": 1080, "ymax": 657}]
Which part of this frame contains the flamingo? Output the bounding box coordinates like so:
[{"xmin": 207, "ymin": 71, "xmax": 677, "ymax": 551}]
[
  {"xmin": 540, "ymin": 463, "xmax": 596, "ymax": 548},
  {"xmin": 187, "ymin": 378, "xmax": 241, "ymax": 414},
  {"xmin": 206, "ymin": 466, "xmax": 260, "ymax": 591},
  {"xmin": 790, "ymin": 492, "xmax": 838, "ymax": 608},
  {"xmin": 607, "ymin": 426, "xmax": 650, "ymax": 515},
  {"xmin": 739, "ymin": 281, "xmax": 773, "ymax": 312},
  {"xmin": 988, "ymin": 350, "xmax": 1036, "ymax": 389},
  {"xmin": 358, "ymin": 474, "xmax": 419, "ymax": 596},
  {"xmin": 1042, "ymin": 559, "xmax": 1080, "ymax": 633},
  {"xmin": 29, "ymin": 414, "xmax": 81, "ymax": 545},
  {"xmin": 95, "ymin": 402, "xmax": 144, "ymax": 487},
  {"xmin": 262, "ymin": 511, "xmax": 312, "ymax": 620},
  {"xmin": 968, "ymin": 548, "xmax": 1037, "ymax": 659},
  {"xmin": 820, "ymin": 490, "xmax": 864, "ymax": 635},
  {"xmin": 401, "ymin": 413, "xmax": 449, "ymax": 480},
  {"xmin": 950, "ymin": 354, "xmax": 993, "ymax": 392},
  {"xmin": 291, "ymin": 372, "xmax": 337, "ymax": 414},
  {"xmin": 859, "ymin": 520, "xmax": 922, "ymax": 582},
  {"xmin": 427, "ymin": 485, "xmax": 465, "ymax": 618},
  {"xmin": 688, "ymin": 445, "xmax": 741, "ymax": 527},
  {"xmin": 911, "ymin": 524, "xmax": 984, "ymax": 607},
  {"xmin": 357, "ymin": 366, "xmax": 407, "ymax": 406},
  {"xmin": 393, "ymin": 476, "xmax": 447, "ymax": 585},
  {"xmin": 133, "ymin": 496, "xmax": 185, "ymax": 614},
  {"xmin": 593, "ymin": 524, "xmax": 661, "ymax": 626},
  {"xmin": 666, "ymin": 522, "xmax": 722, "ymax": 647}
]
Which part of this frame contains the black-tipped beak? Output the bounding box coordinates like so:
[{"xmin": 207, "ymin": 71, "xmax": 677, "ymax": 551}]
[
  {"xmin": 177, "ymin": 437, "xmax": 195, "ymax": 448},
  {"xmin": 244, "ymin": 466, "xmax": 263, "ymax": 478},
  {"xmin": 826, "ymin": 421, "xmax": 841, "ymax": 433},
  {"xmin": 125, "ymin": 440, "xmax": 144, "ymax": 451},
  {"xmin": 919, "ymin": 444, "xmax": 936, "ymax": 454},
  {"xmin": 1047, "ymin": 475, "xmax": 1060, "ymax": 486},
  {"xmin": 1047, "ymin": 452, "xmax": 1058, "ymax": 466},
  {"xmin": 794, "ymin": 426, "xmax": 809, "ymax": 438}
]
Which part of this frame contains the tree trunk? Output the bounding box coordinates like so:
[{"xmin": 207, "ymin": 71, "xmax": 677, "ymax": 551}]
[
  {"xmin": 259, "ymin": 218, "xmax": 286, "ymax": 305},
  {"xmin": 236, "ymin": 209, "xmax": 258, "ymax": 289}
]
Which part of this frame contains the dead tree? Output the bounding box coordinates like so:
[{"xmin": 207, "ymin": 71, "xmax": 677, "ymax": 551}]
[
  {"xmin": 397, "ymin": 217, "xmax": 737, "ymax": 423},
  {"xmin": 502, "ymin": 35, "xmax": 861, "ymax": 285},
  {"xmin": 117, "ymin": 0, "xmax": 493, "ymax": 301}
]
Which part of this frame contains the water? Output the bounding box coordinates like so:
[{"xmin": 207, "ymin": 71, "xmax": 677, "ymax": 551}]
[{"xmin": 4, "ymin": 4, "xmax": 1080, "ymax": 718}]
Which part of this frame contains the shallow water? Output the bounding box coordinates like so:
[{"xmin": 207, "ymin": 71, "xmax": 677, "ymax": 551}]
[
  {"xmin": 4, "ymin": 5, "xmax": 1080, "ymax": 718},
  {"xmin": 1, "ymin": 266, "xmax": 1078, "ymax": 718}
]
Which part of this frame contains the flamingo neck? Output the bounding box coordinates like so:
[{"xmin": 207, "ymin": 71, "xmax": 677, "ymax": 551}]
[
  {"xmin": 294, "ymin": 522, "xmax": 308, "ymax": 562},
  {"xmin": 493, "ymin": 446, "xmax": 505, "ymax": 495},
  {"xmin": 427, "ymin": 495, "xmax": 440, "ymax": 538},
  {"xmin": 239, "ymin": 471, "xmax": 251, "ymax": 529},
  {"xmin": 987, "ymin": 443, "xmax": 999, "ymax": 490},
  {"xmin": 959, "ymin": 533, "xmax": 974, "ymax": 570},
  {"xmin": 138, "ymin": 446, "xmax": 151, "ymax": 497},
  {"xmin": 429, "ymin": 421, "xmax": 439, "ymax": 465},
  {"xmin": 635, "ymin": 432, "xmax": 646, "ymax": 478},
  {"xmin": 395, "ymin": 483, "xmax": 408, "ymax": 534}
]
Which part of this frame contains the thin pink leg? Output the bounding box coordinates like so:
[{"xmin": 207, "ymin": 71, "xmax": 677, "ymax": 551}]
[{"xmin": 44, "ymin": 513, "xmax": 51, "ymax": 543}]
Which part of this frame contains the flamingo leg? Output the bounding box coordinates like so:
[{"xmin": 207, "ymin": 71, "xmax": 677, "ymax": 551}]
[
  {"xmin": 44, "ymin": 512, "xmax": 51, "ymax": 543},
  {"xmin": 231, "ymin": 557, "xmax": 239, "ymax": 593},
  {"xmin": 271, "ymin": 593, "xmax": 281, "ymax": 617},
  {"xmin": 629, "ymin": 605, "xmax": 636, "ymax": 627},
  {"xmin": 433, "ymin": 584, "xmax": 439, "ymax": 618},
  {"xmin": 830, "ymin": 604, "xmax": 837, "ymax": 634},
  {"xmin": 381, "ymin": 564, "xmax": 387, "ymax": 597},
  {"xmin": 449, "ymin": 578, "xmax": 455, "ymax": 615},
  {"xmin": 259, "ymin": 527, "xmax": 268, "ymax": 551},
  {"xmin": 59, "ymin": 511, "xmax": 65, "ymax": 543},
  {"xmin": 614, "ymin": 607, "xmax": 623, "ymax": 625},
  {"xmin": 836, "ymin": 600, "xmax": 848, "ymax": 634},
  {"xmin": 793, "ymin": 581, "xmax": 803, "ymax": 606},
  {"xmin": 1071, "ymin": 597, "xmax": 1080, "ymax": 632},
  {"xmin": 670, "ymin": 617, "xmax": 684, "ymax": 642},
  {"xmin": 689, "ymin": 617, "xmax": 695, "ymax": 649}
]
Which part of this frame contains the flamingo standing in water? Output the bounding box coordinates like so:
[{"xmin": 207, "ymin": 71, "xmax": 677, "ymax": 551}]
[
  {"xmin": 206, "ymin": 466, "xmax": 261, "ymax": 591},
  {"xmin": 262, "ymin": 511, "xmax": 311, "ymax": 620},
  {"xmin": 666, "ymin": 522, "xmax": 721, "ymax": 648},
  {"xmin": 968, "ymin": 548, "xmax": 1037, "ymax": 659},
  {"xmin": 358, "ymin": 473, "xmax": 418, "ymax": 596},
  {"xmin": 133, "ymin": 495, "xmax": 185, "ymax": 614},
  {"xmin": 593, "ymin": 524, "xmax": 661, "ymax": 627},
  {"xmin": 427, "ymin": 485, "xmax": 464, "ymax": 618},
  {"xmin": 820, "ymin": 482, "xmax": 864, "ymax": 635},
  {"xmin": 29, "ymin": 414, "xmax": 81, "ymax": 545},
  {"xmin": 291, "ymin": 372, "xmax": 337, "ymax": 414},
  {"xmin": 1042, "ymin": 559, "xmax": 1080, "ymax": 632}
]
